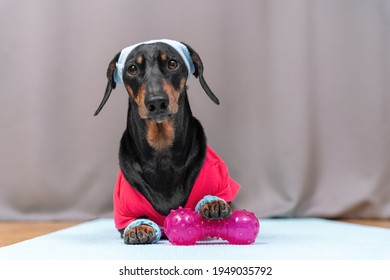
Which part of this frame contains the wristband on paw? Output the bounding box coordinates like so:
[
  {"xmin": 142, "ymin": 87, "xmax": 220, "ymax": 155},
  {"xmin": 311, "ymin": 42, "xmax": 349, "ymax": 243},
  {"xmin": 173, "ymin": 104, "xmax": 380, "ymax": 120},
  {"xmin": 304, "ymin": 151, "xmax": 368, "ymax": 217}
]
[
  {"xmin": 124, "ymin": 218, "xmax": 162, "ymax": 243},
  {"xmin": 195, "ymin": 195, "xmax": 225, "ymax": 214}
]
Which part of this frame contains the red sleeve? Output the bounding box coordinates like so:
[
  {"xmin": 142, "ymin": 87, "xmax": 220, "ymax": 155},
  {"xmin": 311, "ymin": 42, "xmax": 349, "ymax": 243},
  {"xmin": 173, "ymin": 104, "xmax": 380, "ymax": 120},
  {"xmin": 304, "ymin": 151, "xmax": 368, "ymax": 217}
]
[
  {"xmin": 113, "ymin": 171, "xmax": 137, "ymax": 230},
  {"xmin": 203, "ymin": 146, "xmax": 240, "ymax": 202},
  {"xmin": 214, "ymin": 160, "xmax": 240, "ymax": 202}
]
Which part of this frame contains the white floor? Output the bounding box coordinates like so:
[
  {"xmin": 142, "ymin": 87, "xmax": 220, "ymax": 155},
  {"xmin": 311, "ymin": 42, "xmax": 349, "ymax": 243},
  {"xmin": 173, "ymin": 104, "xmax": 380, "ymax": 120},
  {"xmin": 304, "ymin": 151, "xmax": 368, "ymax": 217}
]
[{"xmin": 0, "ymin": 218, "xmax": 389, "ymax": 260}]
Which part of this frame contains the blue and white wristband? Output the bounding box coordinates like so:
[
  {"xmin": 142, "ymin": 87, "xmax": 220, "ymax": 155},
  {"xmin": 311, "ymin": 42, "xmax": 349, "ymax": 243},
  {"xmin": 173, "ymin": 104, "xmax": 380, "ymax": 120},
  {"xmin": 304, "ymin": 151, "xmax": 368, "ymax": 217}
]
[
  {"xmin": 195, "ymin": 195, "xmax": 226, "ymax": 214},
  {"xmin": 124, "ymin": 219, "xmax": 162, "ymax": 243}
]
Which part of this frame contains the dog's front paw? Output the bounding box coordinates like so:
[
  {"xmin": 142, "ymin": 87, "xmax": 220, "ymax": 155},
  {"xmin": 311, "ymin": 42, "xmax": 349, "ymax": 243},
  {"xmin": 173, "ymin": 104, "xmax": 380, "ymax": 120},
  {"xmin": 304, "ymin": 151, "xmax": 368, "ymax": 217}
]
[
  {"xmin": 199, "ymin": 200, "xmax": 232, "ymax": 220},
  {"xmin": 123, "ymin": 224, "xmax": 157, "ymax": 244},
  {"xmin": 122, "ymin": 218, "xmax": 161, "ymax": 245}
]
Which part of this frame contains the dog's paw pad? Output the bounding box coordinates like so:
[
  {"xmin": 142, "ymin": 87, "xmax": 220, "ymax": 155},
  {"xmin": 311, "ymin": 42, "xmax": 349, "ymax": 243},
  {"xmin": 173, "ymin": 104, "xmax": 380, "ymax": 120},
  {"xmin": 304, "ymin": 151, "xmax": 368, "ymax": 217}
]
[
  {"xmin": 124, "ymin": 225, "xmax": 156, "ymax": 244},
  {"xmin": 200, "ymin": 200, "xmax": 232, "ymax": 220}
]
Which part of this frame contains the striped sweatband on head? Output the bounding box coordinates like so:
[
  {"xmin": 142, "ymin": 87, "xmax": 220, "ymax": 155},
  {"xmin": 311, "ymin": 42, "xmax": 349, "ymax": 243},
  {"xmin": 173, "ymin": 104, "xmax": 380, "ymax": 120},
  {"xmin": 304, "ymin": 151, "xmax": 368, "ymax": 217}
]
[{"xmin": 114, "ymin": 39, "xmax": 195, "ymax": 85}]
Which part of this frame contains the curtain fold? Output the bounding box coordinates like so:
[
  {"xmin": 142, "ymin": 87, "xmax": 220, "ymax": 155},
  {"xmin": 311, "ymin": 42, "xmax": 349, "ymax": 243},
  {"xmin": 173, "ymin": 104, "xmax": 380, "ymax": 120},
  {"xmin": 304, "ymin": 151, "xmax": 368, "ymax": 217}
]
[{"xmin": 1, "ymin": 0, "xmax": 389, "ymax": 220}]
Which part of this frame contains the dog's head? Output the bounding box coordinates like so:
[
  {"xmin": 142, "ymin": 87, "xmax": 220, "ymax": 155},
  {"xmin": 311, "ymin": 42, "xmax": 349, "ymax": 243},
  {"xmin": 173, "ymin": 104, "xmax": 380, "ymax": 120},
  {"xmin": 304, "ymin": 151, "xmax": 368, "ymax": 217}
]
[{"xmin": 94, "ymin": 40, "xmax": 219, "ymax": 120}]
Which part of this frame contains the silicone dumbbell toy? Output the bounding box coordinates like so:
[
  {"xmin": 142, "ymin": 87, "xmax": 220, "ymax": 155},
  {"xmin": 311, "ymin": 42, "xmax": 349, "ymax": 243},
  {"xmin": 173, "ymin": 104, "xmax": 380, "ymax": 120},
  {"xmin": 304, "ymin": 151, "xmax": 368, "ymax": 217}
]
[{"xmin": 164, "ymin": 207, "xmax": 260, "ymax": 245}]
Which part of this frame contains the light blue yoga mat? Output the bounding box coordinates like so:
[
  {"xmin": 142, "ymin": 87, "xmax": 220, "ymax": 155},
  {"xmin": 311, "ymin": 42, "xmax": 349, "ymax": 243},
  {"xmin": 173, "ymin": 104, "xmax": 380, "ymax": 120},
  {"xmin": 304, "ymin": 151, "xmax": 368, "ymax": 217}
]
[{"xmin": 0, "ymin": 218, "xmax": 389, "ymax": 260}]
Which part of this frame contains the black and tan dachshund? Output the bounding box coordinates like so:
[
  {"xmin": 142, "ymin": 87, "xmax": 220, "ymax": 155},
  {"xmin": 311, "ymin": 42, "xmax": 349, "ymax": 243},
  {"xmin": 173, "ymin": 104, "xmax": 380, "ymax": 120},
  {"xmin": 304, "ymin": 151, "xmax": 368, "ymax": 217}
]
[{"xmin": 95, "ymin": 40, "xmax": 239, "ymax": 244}]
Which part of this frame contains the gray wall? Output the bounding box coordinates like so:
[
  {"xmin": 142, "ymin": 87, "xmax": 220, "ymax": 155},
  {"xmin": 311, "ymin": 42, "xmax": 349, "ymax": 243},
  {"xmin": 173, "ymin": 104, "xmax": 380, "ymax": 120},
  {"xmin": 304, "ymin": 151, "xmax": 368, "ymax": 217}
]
[{"xmin": 1, "ymin": 0, "xmax": 389, "ymax": 220}]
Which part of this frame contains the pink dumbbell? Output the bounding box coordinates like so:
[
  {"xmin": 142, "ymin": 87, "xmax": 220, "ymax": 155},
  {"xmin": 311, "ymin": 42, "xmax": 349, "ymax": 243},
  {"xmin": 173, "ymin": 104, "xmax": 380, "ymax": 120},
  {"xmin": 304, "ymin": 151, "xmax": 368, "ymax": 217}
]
[{"xmin": 164, "ymin": 207, "xmax": 260, "ymax": 245}]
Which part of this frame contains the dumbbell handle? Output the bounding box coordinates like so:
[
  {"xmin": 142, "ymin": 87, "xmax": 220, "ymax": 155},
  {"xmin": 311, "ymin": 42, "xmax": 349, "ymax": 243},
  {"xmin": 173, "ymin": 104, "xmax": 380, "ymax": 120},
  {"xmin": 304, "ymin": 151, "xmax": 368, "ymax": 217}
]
[{"xmin": 164, "ymin": 208, "xmax": 260, "ymax": 245}]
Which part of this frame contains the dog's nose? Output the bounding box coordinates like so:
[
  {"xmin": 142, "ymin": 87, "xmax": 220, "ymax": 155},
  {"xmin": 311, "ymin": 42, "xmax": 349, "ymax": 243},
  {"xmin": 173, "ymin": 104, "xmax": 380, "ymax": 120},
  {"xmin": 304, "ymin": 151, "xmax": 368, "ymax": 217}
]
[{"xmin": 145, "ymin": 96, "xmax": 169, "ymax": 113}]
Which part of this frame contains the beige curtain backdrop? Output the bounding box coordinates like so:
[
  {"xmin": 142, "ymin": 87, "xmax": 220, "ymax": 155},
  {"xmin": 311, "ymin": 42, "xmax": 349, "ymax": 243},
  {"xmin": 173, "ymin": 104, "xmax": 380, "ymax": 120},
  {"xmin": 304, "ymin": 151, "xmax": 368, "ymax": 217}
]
[{"xmin": 1, "ymin": 0, "xmax": 389, "ymax": 220}]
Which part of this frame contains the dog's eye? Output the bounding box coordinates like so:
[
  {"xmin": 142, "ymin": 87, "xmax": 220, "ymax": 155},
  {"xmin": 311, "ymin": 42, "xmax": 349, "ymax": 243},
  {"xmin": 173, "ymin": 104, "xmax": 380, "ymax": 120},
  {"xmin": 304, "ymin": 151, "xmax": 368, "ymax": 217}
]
[
  {"xmin": 168, "ymin": 59, "xmax": 178, "ymax": 70},
  {"xmin": 127, "ymin": 65, "xmax": 138, "ymax": 76}
]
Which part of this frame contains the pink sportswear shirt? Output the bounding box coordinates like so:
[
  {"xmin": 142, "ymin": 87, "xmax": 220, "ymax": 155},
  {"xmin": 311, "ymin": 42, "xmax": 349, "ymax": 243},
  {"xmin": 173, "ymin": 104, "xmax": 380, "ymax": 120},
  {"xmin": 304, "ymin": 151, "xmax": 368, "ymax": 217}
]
[{"xmin": 113, "ymin": 146, "xmax": 240, "ymax": 229}]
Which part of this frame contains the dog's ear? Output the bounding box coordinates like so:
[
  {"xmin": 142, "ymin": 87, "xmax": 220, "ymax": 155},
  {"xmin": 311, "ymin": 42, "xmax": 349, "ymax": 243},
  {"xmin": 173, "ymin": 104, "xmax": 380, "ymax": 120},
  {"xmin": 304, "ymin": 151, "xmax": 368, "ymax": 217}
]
[
  {"xmin": 181, "ymin": 42, "xmax": 220, "ymax": 105},
  {"xmin": 94, "ymin": 52, "xmax": 121, "ymax": 116}
]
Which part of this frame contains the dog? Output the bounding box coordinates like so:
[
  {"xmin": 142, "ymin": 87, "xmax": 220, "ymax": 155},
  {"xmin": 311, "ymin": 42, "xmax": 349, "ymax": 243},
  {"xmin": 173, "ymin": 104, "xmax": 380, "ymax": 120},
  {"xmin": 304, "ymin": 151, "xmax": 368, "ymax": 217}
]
[{"xmin": 94, "ymin": 39, "xmax": 240, "ymax": 244}]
